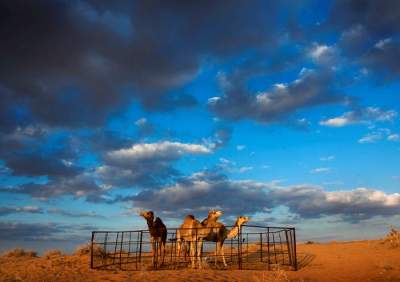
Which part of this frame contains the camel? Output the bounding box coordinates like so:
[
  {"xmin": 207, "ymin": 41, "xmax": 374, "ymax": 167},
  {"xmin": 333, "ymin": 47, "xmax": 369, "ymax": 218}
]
[
  {"xmin": 139, "ymin": 211, "xmax": 167, "ymax": 267},
  {"xmin": 176, "ymin": 210, "xmax": 223, "ymax": 268},
  {"xmin": 204, "ymin": 215, "xmax": 249, "ymax": 267}
]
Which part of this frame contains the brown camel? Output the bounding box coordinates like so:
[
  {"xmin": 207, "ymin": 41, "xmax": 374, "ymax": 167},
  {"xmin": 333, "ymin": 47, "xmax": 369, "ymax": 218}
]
[
  {"xmin": 204, "ymin": 215, "xmax": 249, "ymax": 266},
  {"xmin": 176, "ymin": 210, "xmax": 223, "ymax": 268},
  {"xmin": 139, "ymin": 211, "xmax": 167, "ymax": 266}
]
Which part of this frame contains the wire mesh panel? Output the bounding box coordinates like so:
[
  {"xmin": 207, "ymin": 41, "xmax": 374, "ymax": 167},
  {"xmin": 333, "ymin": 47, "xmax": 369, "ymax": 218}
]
[{"xmin": 91, "ymin": 225, "xmax": 297, "ymax": 271}]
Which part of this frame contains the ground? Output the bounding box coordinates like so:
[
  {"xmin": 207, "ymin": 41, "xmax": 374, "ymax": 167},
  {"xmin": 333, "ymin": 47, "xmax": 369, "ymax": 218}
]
[{"xmin": 1, "ymin": 240, "xmax": 399, "ymax": 282}]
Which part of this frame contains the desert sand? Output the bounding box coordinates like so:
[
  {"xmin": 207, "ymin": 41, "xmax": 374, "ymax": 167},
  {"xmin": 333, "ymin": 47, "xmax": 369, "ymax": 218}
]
[{"xmin": 1, "ymin": 240, "xmax": 399, "ymax": 282}]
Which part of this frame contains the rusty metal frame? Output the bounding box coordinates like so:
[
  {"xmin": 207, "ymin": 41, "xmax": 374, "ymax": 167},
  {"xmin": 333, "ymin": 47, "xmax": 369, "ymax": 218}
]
[{"xmin": 90, "ymin": 225, "xmax": 297, "ymax": 271}]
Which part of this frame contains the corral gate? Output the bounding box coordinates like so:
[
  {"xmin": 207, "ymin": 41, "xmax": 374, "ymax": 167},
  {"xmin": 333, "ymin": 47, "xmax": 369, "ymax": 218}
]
[{"xmin": 90, "ymin": 225, "xmax": 297, "ymax": 271}]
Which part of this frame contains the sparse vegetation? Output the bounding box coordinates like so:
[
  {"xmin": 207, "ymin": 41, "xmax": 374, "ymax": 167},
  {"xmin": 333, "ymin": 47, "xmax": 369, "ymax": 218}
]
[
  {"xmin": 75, "ymin": 242, "xmax": 107, "ymax": 257},
  {"xmin": 383, "ymin": 226, "xmax": 400, "ymax": 248},
  {"xmin": 2, "ymin": 248, "xmax": 37, "ymax": 258},
  {"xmin": 43, "ymin": 249, "xmax": 63, "ymax": 259}
]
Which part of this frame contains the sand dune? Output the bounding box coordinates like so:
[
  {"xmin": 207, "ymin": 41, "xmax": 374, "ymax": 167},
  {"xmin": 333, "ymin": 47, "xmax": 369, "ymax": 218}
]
[{"xmin": 1, "ymin": 240, "xmax": 399, "ymax": 282}]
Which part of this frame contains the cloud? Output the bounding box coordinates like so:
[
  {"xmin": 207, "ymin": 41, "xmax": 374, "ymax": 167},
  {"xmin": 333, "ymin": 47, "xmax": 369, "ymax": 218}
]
[
  {"xmin": 202, "ymin": 127, "xmax": 232, "ymax": 150},
  {"xmin": 0, "ymin": 221, "xmax": 96, "ymax": 242},
  {"xmin": 209, "ymin": 68, "xmax": 343, "ymax": 124},
  {"xmin": 0, "ymin": 222, "xmax": 65, "ymax": 241},
  {"xmin": 236, "ymin": 145, "xmax": 246, "ymax": 151},
  {"xmin": 238, "ymin": 166, "xmax": 253, "ymax": 173},
  {"xmin": 119, "ymin": 171, "xmax": 400, "ymax": 223},
  {"xmin": 2, "ymin": 174, "xmax": 107, "ymax": 203},
  {"xmin": 97, "ymin": 141, "xmax": 211, "ymax": 188},
  {"xmin": 130, "ymin": 172, "xmax": 271, "ymax": 218},
  {"xmin": 320, "ymin": 107, "xmax": 397, "ymax": 127},
  {"xmin": 0, "ymin": 0, "xmax": 287, "ymax": 132},
  {"xmin": 388, "ymin": 134, "xmax": 400, "ymax": 142},
  {"xmin": 269, "ymin": 185, "xmax": 400, "ymax": 222},
  {"xmin": 358, "ymin": 128, "xmax": 398, "ymax": 144},
  {"xmin": 330, "ymin": 0, "xmax": 400, "ymax": 79},
  {"xmin": 47, "ymin": 208, "xmax": 105, "ymax": 218},
  {"xmin": 311, "ymin": 167, "xmax": 331, "ymax": 174},
  {"xmin": 358, "ymin": 132, "xmax": 384, "ymax": 144},
  {"xmin": 309, "ymin": 43, "xmax": 338, "ymax": 65},
  {"xmin": 0, "ymin": 206, "xmax": 43, "ymax": 216},
  {"xmin": 320, "ymin": 155, "xmax": 335, "ymax": 161}
]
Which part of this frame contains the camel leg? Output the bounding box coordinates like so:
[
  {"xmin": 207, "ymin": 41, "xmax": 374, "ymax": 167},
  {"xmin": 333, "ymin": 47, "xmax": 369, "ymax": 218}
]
[
  {"xmin": 150, "ymin": 238, "xmax": 155, "ymax": 267},
  {"xmin": 220, "ymin": 244, "xmax": 227, "ymax": 267},
  {"xmin": 215, "ymin": 243, "xmax": 219, "ymax": 266},
  {"xmin": 190, "ymin": 241, "xmax": 196, "ymax": 268},
  {"xmin": 197, "ymin": 240, "xmax": 203, "ymax": 269},
  {"xmin": 161, "ymin": 241, "xmax": 165, "ymax": 265}
]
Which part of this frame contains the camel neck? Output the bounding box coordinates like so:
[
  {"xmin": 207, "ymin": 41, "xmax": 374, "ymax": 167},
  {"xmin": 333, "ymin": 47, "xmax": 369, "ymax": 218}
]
[
  {"xmin": 227, "ymin": 224, "xmax": 241, "ymax": 239},
  {"xmin": 145, "ymin": 218, "xmax": 154, "ymax": 229}
]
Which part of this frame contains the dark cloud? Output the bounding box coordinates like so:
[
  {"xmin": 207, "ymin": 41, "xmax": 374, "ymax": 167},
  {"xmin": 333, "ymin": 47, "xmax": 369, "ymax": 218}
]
[
  {"xmin": 0, "ymin": 221, "xmax": 96, "ymax": 241},
  {"xmin": 0, "ymin": 222, "xmax": 64, "ymax": 241},
  {"xmin": 0, "ymin": 0, "xmax": 284, "ymax": 131},
  {"xmin": 126, "ymin": 172, "xmax": 271, "ymax": 218},
  {"xmin": 0, "ymin": 206, "xmax": 43, "ymax": 216},
  {"xmin": 124, "ymin": 172, "xmax": 400, "ymax": 223},
  {"xmin": 2, "ymin": 174, "xmax": 107, "ymax": 203},
  {"xmin": 330, "ymin": 0, "xmax": 400, "ymax": 79},
  {"xmin": 209, "ymin": 68, "xmax": 344, "ymax": 123}
]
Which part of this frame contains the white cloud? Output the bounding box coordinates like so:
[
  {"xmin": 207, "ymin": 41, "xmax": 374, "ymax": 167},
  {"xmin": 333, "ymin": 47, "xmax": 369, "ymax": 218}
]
[
  {"xmin": 107, "ymin": 141, "xmax": 211, "ymax": 164},
  {"xmin": 320, "ymin": 107, "xmax": 397, "ymax": 127},
  {"xmin": 320, "ymin": 116, "xmax": 352, "ymax": 127},
  {"xmin": 320, "ymin": 155, "xmax": 335, "ymax": 161},
  {"xmin": 358, "ymin": 132, "xmax": 383, "ymax": 143},
  {"xmin": 239, "ymin": 166, "xmax": 253, "ymax": 173},
  {"xmin": 375, "ymin": 37, "xmax": 392, "ymax": 50},
  {"xmin": 134, "ymin": 118, "xmax": 148, "ymax": 127},
  {"xmin": 309, "ymin": 43, "xmax": 338, "ymax": 64},
  {"xmin": 236, "ymin": 145, "xmax": 246, "ymax": 151},
  {"xmin": 358, "ymin": 128, "xmax": 397, "ymax": 144},
  {"xmin": 311, "ymin": 167, "xmax": 331, "ymax": 173},
  {"xmin": 388, "ymin": 134, "xmax": 400, "ymax": 142}
]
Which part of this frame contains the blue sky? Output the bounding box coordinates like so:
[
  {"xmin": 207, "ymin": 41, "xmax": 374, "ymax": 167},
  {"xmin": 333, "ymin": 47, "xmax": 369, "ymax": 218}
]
[{"xmin": 0, "ymin": 0, "xmax": 400, "ymax": 253}]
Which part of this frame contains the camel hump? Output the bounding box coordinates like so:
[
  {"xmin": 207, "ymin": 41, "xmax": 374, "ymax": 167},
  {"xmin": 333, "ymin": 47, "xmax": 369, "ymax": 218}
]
[{"xmin": 154, "ymin": 217, "xmax": 166, "ymax": 228}]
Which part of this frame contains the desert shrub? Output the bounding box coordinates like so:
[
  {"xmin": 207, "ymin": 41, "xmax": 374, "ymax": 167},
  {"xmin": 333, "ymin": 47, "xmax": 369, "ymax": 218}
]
[
  {"xmin": 75, "ymin": 243, "xmax": 106, "ymax": 257},
  {"xmin": 43, "ymin": 249, "xmax": 63, "ymax": 259},
  {"xmin": 383, "ymin": 226, "xmax": 400, "ymax": 248},
  {"xmin": 305, "ymin": 241, "xmax": 314, "ymax": 245},
  {"xmin": 2, "ymin": 248, "xmax": 37, "ymax": 258}
]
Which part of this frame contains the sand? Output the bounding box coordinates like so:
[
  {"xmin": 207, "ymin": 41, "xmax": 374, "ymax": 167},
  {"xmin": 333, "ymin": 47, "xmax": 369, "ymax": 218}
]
[{"xmin": 1, "ymin": 240, "xmax": 399, "ymax": 282}]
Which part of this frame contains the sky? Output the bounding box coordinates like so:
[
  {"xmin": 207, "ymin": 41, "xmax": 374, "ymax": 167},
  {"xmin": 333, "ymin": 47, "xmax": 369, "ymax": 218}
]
[{"xmin": 0, "ymin": 0, "xmax": 400, "ymax": 253}]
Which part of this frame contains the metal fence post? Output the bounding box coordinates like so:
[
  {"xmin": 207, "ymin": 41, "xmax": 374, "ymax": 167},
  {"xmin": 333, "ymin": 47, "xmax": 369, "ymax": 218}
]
[{"xmin": 90, "ymin": 231, "xmax": 94, "ymax": 269}]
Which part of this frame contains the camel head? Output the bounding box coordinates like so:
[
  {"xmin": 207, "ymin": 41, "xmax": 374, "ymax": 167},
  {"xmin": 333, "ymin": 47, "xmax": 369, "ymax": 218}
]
[
  {"xmin": 208, "ymin": 209, "xmax": 223, "ymax": 220},
  {"xmin": 139, "ymin": 210, "xmax": 154, "ymax": 221},
  {"xmin": 236, "ymin": 216, "xmax": 249, "ymax": 227}
]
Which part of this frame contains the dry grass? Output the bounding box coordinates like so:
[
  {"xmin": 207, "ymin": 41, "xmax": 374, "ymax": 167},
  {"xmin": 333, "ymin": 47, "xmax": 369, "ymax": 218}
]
[
  {"xmin": 75, "ymin": 242, "xmax": 108, "ymax": 258},
  {"xmin": 43, "ymin": 249, "xmax": 63, "ymax": 259},
  {"xmin": 383, "ymin": 226, "xmax": 400, "ymax": 248},
  {"xmin": 2, "ymin": 248, "xmax": 37, "ymax": 258}
]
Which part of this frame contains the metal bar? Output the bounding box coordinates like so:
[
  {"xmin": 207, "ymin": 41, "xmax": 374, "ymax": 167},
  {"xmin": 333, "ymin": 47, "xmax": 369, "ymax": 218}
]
[
  {"xmin": 138, "ymin": 231, "xmax": 143, "ymax": 264},
  {"xmin": 285, "ymin": 229, "xmax": 292, "ymax": 267},
  {"xmin": 119, "ymin": 232, "xmax": 124, "ymax": 269},
  {"xmin": 260, "ymin": 233, "xmax": 263, "ymax": 262},
  {"xmin": 278, "ymin": 231, "xmax": 284, "ymax": 265},
  {"xmin": 90, "ymin": 232, "xmax": 94, "ymax": 269},
  {"xmin": 113, "ymin": 232, "xmax": 119, "ymax": 265},
  {"xmin": 238, "ymin": 225, "xmax": 242, "ymax": 270},
  {"xmin": 272, "ymin": 232, "xmax": 277, "ymax": 264},
  {"xmin": 267, "ymin": 228, "xmax": 270, "ymax": 270},
  {"xmin": 293, "ymin": 229, "xmax": 298, "ymax": 271}
]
